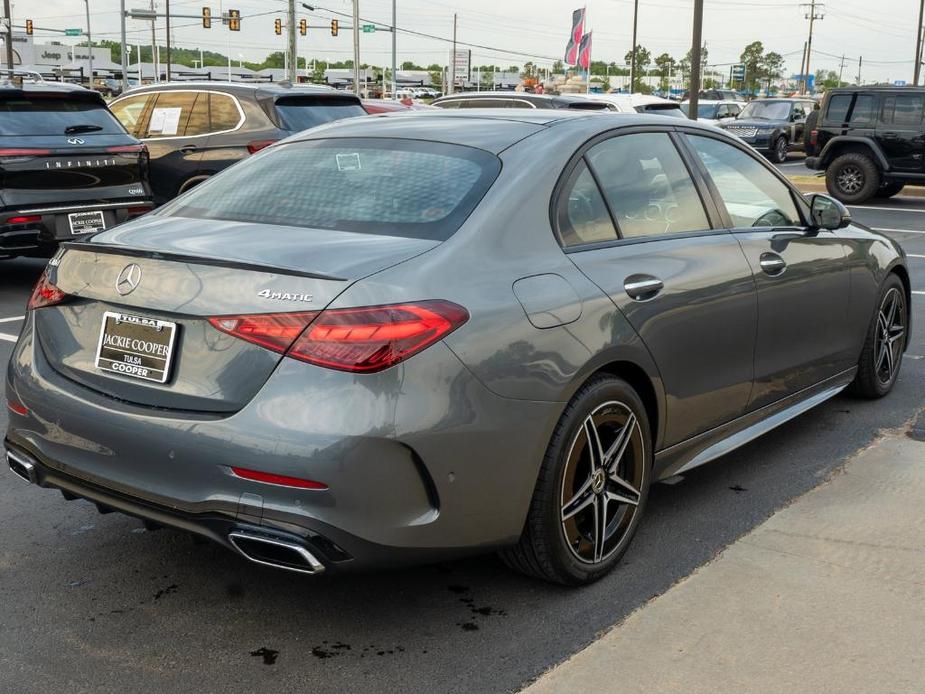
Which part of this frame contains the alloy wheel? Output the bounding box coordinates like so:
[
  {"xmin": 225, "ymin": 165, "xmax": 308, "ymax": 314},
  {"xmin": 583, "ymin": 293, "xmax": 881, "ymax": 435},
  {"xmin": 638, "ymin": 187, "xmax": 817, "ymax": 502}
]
[
  {"xmin": 560, "ymin": 401, "xmax": 645, "ymax": 564},
  {"xmin": 836, "ymin": 164, "xmax": 864, "ymax": 195},
  {"xmin": 776, "ymin": 138, "xmax": 788, "ymax": 162},
  {"xmin": 875, "ymin": 287, "xmax": 905, "ymax": 385}
]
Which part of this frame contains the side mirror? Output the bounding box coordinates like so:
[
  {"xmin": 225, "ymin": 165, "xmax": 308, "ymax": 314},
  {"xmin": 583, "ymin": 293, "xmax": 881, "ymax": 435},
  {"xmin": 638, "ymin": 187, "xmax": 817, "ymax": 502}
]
[{"xmin": 810, "ymin": 194, "xmax": 851, "ymax": 230}]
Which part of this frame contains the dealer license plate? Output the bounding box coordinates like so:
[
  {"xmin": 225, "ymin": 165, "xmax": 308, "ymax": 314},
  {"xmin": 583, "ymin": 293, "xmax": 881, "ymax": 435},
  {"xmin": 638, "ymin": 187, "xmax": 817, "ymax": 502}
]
[
  {"xmin": 95, "ymin": 312, "xmax": 177, "ymax": 383},
  {"xmin": 68, "ymin": 210, "xmax": 106, "ymax": 234}
]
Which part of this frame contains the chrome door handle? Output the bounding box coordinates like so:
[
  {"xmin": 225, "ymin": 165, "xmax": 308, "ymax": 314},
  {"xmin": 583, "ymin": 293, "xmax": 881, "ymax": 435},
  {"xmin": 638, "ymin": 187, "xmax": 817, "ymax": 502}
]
[
  {"xmin": 624, "ymin": 275, "xmax": 664, "ymax": 301},
  {"xmin": 759, "ymin": 252, "xmax": 787, "ymax": 276}
]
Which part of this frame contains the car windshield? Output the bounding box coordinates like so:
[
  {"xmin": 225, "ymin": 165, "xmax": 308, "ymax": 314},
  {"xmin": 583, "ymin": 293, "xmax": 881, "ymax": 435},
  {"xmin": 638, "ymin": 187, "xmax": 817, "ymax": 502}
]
[
  {"xmin": 0, "ymin": 96, "xmax": 126, "ymax": 136},
  {"xmin": 273, "ymin": 96, "xmax": 367, "ymax": 131},
  {"xmin": 681, "ymin": 103, "xmax": 719, "ymax": 119},
  {"xmin": 161, "ymin": 137, "xmax": 502, "ymax": 241},
  {"xmin": 739, "ymin": 101, "xmax": 792, "ymax": 120}
]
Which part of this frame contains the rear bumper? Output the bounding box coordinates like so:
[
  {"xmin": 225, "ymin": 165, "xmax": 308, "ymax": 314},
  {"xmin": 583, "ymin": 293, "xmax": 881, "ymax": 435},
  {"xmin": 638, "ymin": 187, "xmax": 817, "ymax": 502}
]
[
  {"xmin": 0, "ymin": 200, "xmax": 153, "ymax": 257},
  {"xmin": 5, "ymin": 312, "xmax": 562, "ymax": 572}
]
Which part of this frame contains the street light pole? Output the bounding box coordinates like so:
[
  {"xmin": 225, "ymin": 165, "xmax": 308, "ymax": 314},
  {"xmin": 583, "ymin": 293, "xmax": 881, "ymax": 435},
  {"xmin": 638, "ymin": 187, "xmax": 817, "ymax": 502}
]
[
  {"xmin": 688, "ymin": 0, "xmax": 703, "ymax": 121},
  {"xmin": 165, "ymin": 0, "xmax": 171, "ymax": 81},
  {"xmin": 352, "ymin": 0, "xmax": 360, "ymax": 95},
  {"xmin": 915, "ymin": 0, "xmax": 924, "ymax": 85},
  {"xmin": 119, "ymin": 0, "xmax": 128, "ymax": 91},
  {"xmin": 629, "ymin": 0, "xmax": 638, "ymax": 93},
  {"xmin": 448, "ymin": 13, "xmax": 456, "ymax": 95},
  {"xmin": 84, "ymin": 0, "xmax": 94, "ymax": 84},
  {"xmin": 391, "ymin": 0, "xmax": 397, "ymax": 97},
  {"xmin": 3, "ymin": 0, "xmax": 14, "ymax": 71}
]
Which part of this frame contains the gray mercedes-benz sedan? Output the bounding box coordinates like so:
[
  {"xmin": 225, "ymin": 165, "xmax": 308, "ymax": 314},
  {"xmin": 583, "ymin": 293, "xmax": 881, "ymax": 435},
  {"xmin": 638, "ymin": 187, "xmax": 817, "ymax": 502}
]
[{"xmin": 4, "ymin": 110, "xmax": 911, "ymax": 584}]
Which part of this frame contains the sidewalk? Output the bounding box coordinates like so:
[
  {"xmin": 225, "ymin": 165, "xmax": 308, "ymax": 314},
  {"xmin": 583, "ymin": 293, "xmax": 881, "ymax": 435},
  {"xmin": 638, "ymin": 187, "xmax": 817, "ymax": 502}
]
[{"xmin": 524, "ymin": 415, "xmax": 925, "ymax": 694}]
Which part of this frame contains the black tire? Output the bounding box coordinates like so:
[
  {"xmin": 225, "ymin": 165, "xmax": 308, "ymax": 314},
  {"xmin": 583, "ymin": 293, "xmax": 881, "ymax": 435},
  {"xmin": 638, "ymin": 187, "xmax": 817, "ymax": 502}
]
[
  {"xmin": 850, "ymin": 274, "xmax": 907, "ymax": 398},
  {"xmin": 875, "ymin": 182, "xmax": 904, "ymax": 199},
  {"xmin": 770, "ymin": 136, "xmax": 789, "ymax": 164},
  {"xmin": 826, "ymin": 152, "xmax": 881, "ymax": 204},
  {"xmin": 500, "ymin": 375, "xmax": 652, "ymax": 585}
]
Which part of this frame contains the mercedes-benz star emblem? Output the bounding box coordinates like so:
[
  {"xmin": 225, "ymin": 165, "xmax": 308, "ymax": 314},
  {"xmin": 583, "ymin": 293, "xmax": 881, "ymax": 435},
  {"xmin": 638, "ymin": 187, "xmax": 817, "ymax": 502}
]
[
  {"xmin": 67, "ymin": 137, "xmax": 86, "ymax": 145},
  {"xmin": 116, "ymin": 264, "xmax": 142, "ymax": 296}
]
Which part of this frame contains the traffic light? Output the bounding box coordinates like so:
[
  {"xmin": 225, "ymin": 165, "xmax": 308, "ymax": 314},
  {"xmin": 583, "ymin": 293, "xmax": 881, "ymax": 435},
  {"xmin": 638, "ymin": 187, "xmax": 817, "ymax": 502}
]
[
  {"xmin": 25, "ymin": 19, "xmax": 33, "ymax": 35},
  {"xmin": 202, "ymin": 7, "xmax": 211, "ymax": 29},
  {"xmin": 228, "ymin": 9, "xmax": 240, "ymax": 31},
  {"xmin": 330, "ymin": 19, "xmax": 338, "ymax": 36},
  {"xmin": 299, "ymin": 18, "xmax": 307, "ymax": 36},
  {"xmin": 274, "ymin": 18, "xmax": 282, "ymax": 35}
]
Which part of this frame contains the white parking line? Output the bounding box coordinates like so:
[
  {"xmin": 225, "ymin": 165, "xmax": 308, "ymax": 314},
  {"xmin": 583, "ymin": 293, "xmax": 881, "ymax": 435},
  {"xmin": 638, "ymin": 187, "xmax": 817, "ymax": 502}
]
[
  {"xmin": 913, "ymin": 291, "xmax": 925, "ymax": 296},
  {"xmin": 0, "ymin": 315, "xmax": 25, "ymax": 324},
  {"xmin": 872, "ymin": 228, "xmax": 925, "ymax": 235},
  {"xmin": 908, "ymin": 254, "xmax": 925, "ymax": 259},
  {"xmin": 849, "ymin": 204, "xmax": 925, "ymax": 212},
  {"xmin": 0, "ymin": 333, "xmax": 17, "ymax": 342}
]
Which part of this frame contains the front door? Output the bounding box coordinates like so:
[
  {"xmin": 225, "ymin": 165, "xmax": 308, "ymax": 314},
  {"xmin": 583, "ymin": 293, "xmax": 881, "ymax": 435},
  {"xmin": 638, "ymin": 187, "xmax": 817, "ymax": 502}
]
[
  {"xmin": 559, "ymin": 130, "xmax": 758, "ymax": 448},
  {"xmin": 682, "ymin": 132, "xmax": 854, "ymax": 410},
  {"xmin": 875, "ymin": 92, "xmax": 925, "ymax": 173}
]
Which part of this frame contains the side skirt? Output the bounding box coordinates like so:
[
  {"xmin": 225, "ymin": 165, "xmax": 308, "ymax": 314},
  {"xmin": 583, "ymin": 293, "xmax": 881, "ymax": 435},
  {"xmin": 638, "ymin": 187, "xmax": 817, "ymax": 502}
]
[{"xmin": 653, "ymin": 367, "xmax": 857, "ymax": 480}]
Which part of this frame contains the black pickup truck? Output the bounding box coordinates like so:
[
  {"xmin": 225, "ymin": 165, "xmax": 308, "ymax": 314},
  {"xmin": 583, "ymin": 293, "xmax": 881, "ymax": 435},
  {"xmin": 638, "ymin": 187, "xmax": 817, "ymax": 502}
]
[{"xmin": 0, "ymin": 77, "xmax": 153, "ymax": 260}]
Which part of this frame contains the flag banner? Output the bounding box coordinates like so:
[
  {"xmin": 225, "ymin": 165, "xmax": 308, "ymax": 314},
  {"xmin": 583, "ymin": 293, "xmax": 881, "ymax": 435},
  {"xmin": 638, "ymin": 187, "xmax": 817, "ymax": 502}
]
[
  {"xmin": 578, "ymin": 31, "xmax": 592, "ymax": 70},
  {"xmin": 564, "ymin": 7, "xmax": 585, "ymax": 66}
]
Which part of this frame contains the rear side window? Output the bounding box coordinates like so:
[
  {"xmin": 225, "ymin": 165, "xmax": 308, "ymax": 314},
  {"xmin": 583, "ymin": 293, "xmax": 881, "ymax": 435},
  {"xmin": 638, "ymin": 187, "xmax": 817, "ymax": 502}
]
[
  {"xmin": 0, "ymin": 96, "xmax": 126, "ymax": 136},
  {"xmin": 161, "ymin": 138, "xmax": 501, "ymax": 241},
  {"xmin": 274, "ymin": 96, "xmax": 366, "ymax": 131},
  {"xmin": 556, "ymin": 161, "xmax": 618, "ymax": 246},
  {"xmin": 850, "ymin": 94, "xmax": 875, "ymax": 125},
  {"xmin": 826, "ymin": 94, "xmax": 851, "ymax": 123},
  {"xmin": 209, "ymin": 93, "xmax": 242, "ymax": 131}
]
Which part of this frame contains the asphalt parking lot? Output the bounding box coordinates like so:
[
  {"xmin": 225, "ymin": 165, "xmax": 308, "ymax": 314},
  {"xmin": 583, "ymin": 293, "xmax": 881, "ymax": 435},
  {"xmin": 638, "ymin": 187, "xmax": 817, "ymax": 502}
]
[{"xmin": 1, "ymin": 205, "xmax": 923, "ymax": 694}]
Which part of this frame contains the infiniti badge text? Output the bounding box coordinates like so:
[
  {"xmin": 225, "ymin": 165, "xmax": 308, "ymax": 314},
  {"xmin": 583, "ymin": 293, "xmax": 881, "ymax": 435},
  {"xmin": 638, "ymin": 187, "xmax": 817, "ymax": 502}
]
[{"xmin": 45, "ymin": 159, "xmax": 117, "ymax": 170}]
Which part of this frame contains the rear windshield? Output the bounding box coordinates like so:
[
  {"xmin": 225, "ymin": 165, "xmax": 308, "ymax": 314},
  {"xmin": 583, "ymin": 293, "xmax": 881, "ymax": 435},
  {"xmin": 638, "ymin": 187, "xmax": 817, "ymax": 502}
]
[
  {"xmin": 681, "ymin": 103, "xmax": 718, "ymax": 119},
  {"xmin": 273, "ymin": 96, "xmax": 367, "ymax": 131},
  {"xmin": 0, "ymin": 96, "xmax": 126, "ymax": 136},
  {"xmin": 637, "ymin": 104, "xmax": 686, "ymax": 118},
  {"xmin": 161, "ymin": 138, "xmax": 501, "ymax": 241}
]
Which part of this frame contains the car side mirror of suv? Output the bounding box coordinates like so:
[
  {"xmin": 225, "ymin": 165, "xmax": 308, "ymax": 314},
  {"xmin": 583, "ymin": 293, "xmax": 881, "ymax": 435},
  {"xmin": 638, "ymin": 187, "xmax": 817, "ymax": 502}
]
[{"xmin": 810, "ymin": 194, "xmax": 851, "ymax": 230}]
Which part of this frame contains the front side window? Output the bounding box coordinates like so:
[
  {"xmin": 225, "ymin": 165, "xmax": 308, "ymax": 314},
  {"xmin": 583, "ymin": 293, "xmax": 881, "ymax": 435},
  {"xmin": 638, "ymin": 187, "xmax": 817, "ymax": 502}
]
[
  {"xmin": 882, "ymin": 95, "xmax": 924, "ymax": 126},
  {"xmin": 586, "ymin": 132, "xmax": 710, "ymax": 238},
  {"xmin": 160, "ymin": 138, "xmax": 500, "ymax": 242},
  {"xmin": 556, "ymin": 161, "xmax": 618, "ymax": 247},
  {"xmin": 687, "ymin": 134, "xmax": 801, "ymax": 228}
]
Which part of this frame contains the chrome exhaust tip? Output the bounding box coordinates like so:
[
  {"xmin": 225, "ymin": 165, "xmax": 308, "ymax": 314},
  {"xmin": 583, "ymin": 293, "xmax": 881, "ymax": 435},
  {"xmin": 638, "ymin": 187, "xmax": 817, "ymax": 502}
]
[
  {"xmin": 6, "ymin": 449, "xmax": 37, "ymax": 485},
  {"xmin": 228, "ymin": 531, "xmax": 325, "ymax": 575}
]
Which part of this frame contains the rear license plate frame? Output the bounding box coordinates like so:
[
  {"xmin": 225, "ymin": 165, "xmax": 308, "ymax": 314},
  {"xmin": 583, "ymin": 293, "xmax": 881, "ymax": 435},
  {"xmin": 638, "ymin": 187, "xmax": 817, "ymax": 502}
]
[
  {"xmin": 94, "ymin": 311, "xmax": 178, "ymax": 384},
  {"xmin": 68, "ymin": 210, "xmax": 106, "ymax": 234}
]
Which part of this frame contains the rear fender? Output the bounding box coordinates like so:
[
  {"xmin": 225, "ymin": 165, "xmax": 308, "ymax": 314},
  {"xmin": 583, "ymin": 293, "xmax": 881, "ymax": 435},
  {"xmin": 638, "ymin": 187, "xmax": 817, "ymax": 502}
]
[{"xmin": 819, "ymin": 136, "xmax": 889, "ymax": 170}]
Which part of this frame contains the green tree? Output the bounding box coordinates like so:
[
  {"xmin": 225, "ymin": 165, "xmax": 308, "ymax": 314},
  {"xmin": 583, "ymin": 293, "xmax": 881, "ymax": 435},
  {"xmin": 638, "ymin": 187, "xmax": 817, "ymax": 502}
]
[
  {"xmin": 623, "ymin": 44, "xmax": 651, "ymax": 91},
  {"xmin": 401, "ymin": 60, "xmax": 424, "ymax": 70},
  {"xmin": 761, "ymin": 51, "xmax": 785, "ymax": 93},
  {"xmin": 552, "ymin": 59, "xmax": 564, "ymax": 74},
  {"xmin": 678, "ymin": 45, "xmax": 708, "ymax": 89},
  {"xmin": 740, "ymin": 41, "xmax": 765, "ymax": 93},
  {"xmin": 654, "ymin": 52, "xmax": 677, "ymax": 91}
]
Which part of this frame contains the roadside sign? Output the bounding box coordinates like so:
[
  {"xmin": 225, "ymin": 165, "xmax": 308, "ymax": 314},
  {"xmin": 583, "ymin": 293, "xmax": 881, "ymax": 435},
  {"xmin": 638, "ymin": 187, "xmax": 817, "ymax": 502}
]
[
  {"xmin": 730, "ymin": 63, "xmax": 745, "ymax": 81},
  {"xmin": 451, "ymin": 48, "xmax": 471, "ymax": 83},
  {"xmin": 894, "ymin": 80, "xmax": 907, "ymax": 86},
  {"xmin": 64, "ymin": 28, "xmax": 83, "ymax": 36},
  {"xmin": 128, "ymin": 8, "xmax": 157, "ymax": 19},
  {"xmin": 362, "ymin": 24, "xmax": 376, "ymax": 33}
]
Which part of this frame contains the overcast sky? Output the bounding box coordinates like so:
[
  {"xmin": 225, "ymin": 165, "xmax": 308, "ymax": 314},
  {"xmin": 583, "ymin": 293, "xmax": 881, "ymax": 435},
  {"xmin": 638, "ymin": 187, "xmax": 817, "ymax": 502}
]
[{"xmin": 21, "ymin": 0, "xmax": 921, "ymax": 83}]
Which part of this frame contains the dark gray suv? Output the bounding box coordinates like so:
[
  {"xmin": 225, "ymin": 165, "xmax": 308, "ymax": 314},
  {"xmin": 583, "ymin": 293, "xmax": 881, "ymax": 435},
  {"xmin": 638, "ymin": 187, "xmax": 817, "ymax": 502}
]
[{"xmin": 109, "ymin": 82, "xmax": 366, "ymax": 205}]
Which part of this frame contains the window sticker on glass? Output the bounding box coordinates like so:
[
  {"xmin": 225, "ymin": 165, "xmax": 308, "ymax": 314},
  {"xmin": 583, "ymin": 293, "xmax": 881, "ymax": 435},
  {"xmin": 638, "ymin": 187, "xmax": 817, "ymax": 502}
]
[
  {"xmin": 336, "ymin": 152, "xmax": 361, "ymax": 171},
  {"xmin": 149, "ymin": 107, "xmax": 182, "ymax": 135}
]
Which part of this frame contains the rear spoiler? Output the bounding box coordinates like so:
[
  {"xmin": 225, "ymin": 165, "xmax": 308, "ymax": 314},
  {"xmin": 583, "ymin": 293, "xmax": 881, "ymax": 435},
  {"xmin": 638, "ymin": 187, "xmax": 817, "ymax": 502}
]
[{"xmin": 61, "ymin": 241, "xmax": 346, "ymax": 281}]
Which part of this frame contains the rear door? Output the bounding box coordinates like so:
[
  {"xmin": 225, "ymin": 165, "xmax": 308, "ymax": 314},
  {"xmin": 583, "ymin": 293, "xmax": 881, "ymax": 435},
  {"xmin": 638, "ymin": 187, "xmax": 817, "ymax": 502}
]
[
  {"xmin": 876, "ymin": 92, "xmax": 925, "ymax": 173},
  {"xmin": 682, "ymin": 131, "xmax": 854, "ymax": 409},
  {"xmin": 137, "ymin": 90, "xmax": 208, "ymax": 203},
  {"xmin": 560, "ymin": 129, "xmax": 757, "ymax": 447}
]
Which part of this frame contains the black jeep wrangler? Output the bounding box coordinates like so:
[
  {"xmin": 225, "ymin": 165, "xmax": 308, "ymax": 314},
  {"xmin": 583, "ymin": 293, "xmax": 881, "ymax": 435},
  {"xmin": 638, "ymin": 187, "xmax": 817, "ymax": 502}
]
[
  {"xmin": 805, "ymin": 86, "xmax": 924, "ymax": 203},
  {"xmin": 0, "ymin": 74, "xmax": 153, "ymax": 260}
]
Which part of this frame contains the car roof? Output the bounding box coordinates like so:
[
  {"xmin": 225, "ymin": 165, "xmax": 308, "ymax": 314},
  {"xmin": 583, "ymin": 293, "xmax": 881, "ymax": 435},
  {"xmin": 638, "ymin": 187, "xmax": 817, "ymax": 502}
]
[
  {"xmin": 751, "ymin": 97, "xmax": 811, "ymax": 102},
  {"xmin": 284, "ymin": 109, "xmax": 717, "ymax": 154},
  {"xmin": 433, "ymin": 91, "xmax": 602, "ymax": 105},
  {"xmin": 0, "ymin": 79, "xmax": 101, "ymax": 97},
  {"xmin": 826, "ymin": 85, "xmax": 925, "ymax": 92},
  {"xmin": 119, "ymin": 81, "xmax": 355, "ymax": 100}
]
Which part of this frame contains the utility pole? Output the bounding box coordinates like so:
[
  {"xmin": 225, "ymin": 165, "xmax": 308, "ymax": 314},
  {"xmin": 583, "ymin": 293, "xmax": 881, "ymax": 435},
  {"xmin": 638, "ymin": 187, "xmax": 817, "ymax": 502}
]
[
  {"xmin": 799, "ymin": 40, "xmax": 807, "ymax": 93},
  {"xmin": 838, "ymin": 53, "xmax": 846, "ymax": 86},
  {"xmin": 84, "ymin": 0, "xmax": 94, "ymax": 84},
  {"xmin": 3, "ymin": 0, "xmax": 13, "ymax": 71},
  {"xmin": 287, "ymin": 0, "xmax": 297, "ymax": 82},
  {"xmin": 448, "ymin": 12, "xmax": 457, "ymax": 95},
  {"xmin": 391, "ymin": 0, "xmax": 397, "ymax": 97},
  {"xmin": 352, "ymin": 0, "xmax": 360, "ymax": 95},
  {"xmin": 120, "ymin": 0, "xmax": 128, "ymax": 91},
  {"xmin": 164, "ymin": 0, "xmax": 171, "ymax": 81},
  {"xmin": 629, "ymin": 0, "xmax": 639, "ymax": 93},
  {"xmin": 857, "ymin": 55, "xmax": 862, "ymax": 85},
  {"xmin": 800, "ymin": 0, "xmax": 824, "ymax": 94},
  {"xmin": 688, "ymin": 0, "xmax": 703, "ymax": 120},
  {"xmin": 915, "ymin": 0, "xmax": 924, "ymax": 85}
]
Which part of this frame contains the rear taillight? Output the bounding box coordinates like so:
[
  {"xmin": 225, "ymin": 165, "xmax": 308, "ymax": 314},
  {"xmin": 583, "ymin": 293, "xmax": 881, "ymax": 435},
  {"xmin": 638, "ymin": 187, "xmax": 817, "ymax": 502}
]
[
  {"xmin": 208, "ymin": 301, "xmax": 468, "ymax": 373},
  {"xmin": 106, "ymin": 144, "xmax": 147, "ymax": 154},
  {"xmin": 810, "ymin": 129, "xmax": 818, "ymax": 146},
  {"xmin": 27, "ymin": 271, "xmax": 69, "ymax": 310},
  {"xmin": 289, "ymin": 301, "xmax": 469, "ymax": 373},
  {"xmin": 4, "ymin": 215, "xmax": 41, "ymax": 225},
  {"xmin": 247, "ymin": 139, "xmax": 279, "ymax": 154},
  {"xmin": 0, "ymin": 148, "xmax": 51, "ymax": 158},
  {"xmin": 208, "ymin": 311, "xmax": 319, "ymax": 353},
  {"xmin": 126, "ymin": 205, "xmax": 153, "ymax": 217}
]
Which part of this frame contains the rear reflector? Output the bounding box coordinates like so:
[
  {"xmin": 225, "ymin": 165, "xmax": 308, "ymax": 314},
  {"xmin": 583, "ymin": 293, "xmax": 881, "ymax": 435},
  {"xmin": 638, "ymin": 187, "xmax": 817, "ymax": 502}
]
[
  {"xmin": 6, "ymin": 399, "xmax": 28, "ymax": 416},
  {"xmin": 208, "ymin": 301, "xmax": 468, "ymax": 373},
  {"xmin": 231, "ymin": 466, "xmax": 328, "ymax": 490},
  {"xmin": 247, "ymin": 139, "xmax": 279, "ymax": 154},
  {"xmin": 126, "ymin": 205, "xmax": 152, "ymax": 217},
  {"xmin": 27, "ymin": 271, "xmax": 69, "ymax": 310},
  {"xmin": 5, "ymin": 215, "xmax": 41, "ymax": 225}
]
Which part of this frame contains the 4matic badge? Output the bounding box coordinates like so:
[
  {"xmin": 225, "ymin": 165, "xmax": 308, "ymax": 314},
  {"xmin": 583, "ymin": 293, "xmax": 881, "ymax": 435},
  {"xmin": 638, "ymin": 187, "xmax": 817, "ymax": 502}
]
[{"xmin": 258, "ymin": 289, "xmax": 313, "ymax": 303}]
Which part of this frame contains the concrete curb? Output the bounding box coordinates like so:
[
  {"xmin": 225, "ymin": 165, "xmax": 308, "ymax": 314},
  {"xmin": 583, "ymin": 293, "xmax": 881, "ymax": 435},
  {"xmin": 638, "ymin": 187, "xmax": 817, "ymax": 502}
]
[{"xmin": 523, "ymin": 414, "xmax": 925, "ymax": 694}]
